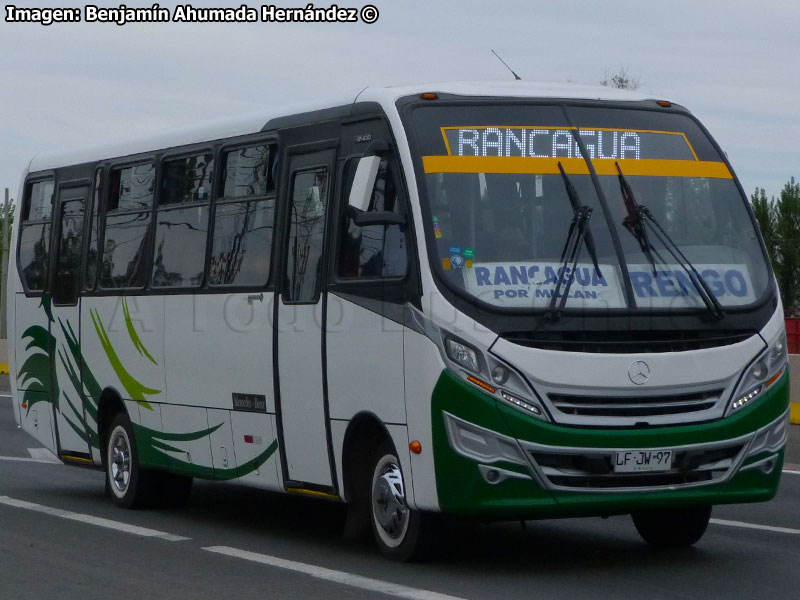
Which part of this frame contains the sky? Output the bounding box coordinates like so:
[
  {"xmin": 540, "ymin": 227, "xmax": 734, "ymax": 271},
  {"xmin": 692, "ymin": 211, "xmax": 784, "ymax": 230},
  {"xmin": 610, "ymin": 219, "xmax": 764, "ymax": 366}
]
[{"xmin": 1, "ymin": 0, "xmax": 798, "ymax": 205}]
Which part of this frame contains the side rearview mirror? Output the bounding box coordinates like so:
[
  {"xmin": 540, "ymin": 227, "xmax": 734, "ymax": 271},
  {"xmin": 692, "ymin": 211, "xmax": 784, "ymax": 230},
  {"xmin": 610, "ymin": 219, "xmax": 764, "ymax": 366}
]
[{"xmin": 348, "ymin": 155, "xmax": 381, "ymax": 212}]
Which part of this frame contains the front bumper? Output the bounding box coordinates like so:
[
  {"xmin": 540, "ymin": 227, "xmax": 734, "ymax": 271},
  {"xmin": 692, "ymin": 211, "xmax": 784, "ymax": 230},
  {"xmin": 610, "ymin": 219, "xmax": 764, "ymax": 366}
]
[{"xmin": 432, "ymin": 370, "xmax": 790, "ymax": 518}]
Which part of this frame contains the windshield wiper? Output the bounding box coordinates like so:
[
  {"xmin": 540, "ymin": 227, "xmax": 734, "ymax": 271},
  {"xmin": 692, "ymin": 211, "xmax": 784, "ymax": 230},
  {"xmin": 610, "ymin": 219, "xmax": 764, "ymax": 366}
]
[
  {"xmin": 547, "ymin": 163, "xmax": 597, "ymax": 321},
  {"xmin": 615, "ymin": 162, "xmax": 724, "ymax": 320},
  {"xmin": 558, "ymin": 162, "xmax": 602, "ymax": 278}
]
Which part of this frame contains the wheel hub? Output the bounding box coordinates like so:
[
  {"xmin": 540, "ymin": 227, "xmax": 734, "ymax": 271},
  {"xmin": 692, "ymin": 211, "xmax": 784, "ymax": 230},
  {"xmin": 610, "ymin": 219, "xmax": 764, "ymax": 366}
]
[
  {"xmin": 373, "ymin": 462, "xmax": 408, "ymax": 539},
  {"xmin": 109, "ymin": 430, "xmax": 131, "ymax": 494}
]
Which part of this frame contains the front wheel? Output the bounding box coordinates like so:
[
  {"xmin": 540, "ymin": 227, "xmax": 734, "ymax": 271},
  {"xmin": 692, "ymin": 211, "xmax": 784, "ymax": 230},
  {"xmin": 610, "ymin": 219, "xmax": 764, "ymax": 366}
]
[
  {"xmin": 632, "ymin": 506, "xmax": 712, "ymax": 548},
  {"xmin": 369, "ymin": 444, "xmax": 429, "ymax": 561}
]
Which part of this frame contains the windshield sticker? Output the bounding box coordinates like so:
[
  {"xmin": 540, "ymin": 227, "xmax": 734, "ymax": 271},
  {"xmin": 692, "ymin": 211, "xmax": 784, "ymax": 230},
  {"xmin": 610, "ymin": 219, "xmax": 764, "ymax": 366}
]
[
  {"xmin": 463, "ymin": 261, "xmax": 626, "ymax": 309},
  {"xmin": 451, "ymin": 254, "xmax": 465, "ymax": 269},
  {"xmin": 463, "ymin": 248, "xmax": 475, "ymax": 259},
  {"xmin": 461, "ymin": 262, "xmax": 755, "ymax": 309},
  {"xmin": 628, "ymin": 263, "xmax": 756, "ymax": 307},
  {"xmin": 433, "ymin": 216, "xmax": 442, "ymax": 238}
]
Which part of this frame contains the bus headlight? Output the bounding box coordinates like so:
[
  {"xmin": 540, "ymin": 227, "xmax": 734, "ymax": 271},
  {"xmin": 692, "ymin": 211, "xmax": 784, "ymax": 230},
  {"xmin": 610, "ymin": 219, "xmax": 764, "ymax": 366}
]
[
  {"xmin": 445, "ymin": 337, "xmax": 481, "ymax": 373},
  {"xmin": 440, "ymin": 331, "xmax": 550, "ymax": 422},
  {"xmin": 727, "ymin": 331, "xmax": 788, "ymax": 415}
]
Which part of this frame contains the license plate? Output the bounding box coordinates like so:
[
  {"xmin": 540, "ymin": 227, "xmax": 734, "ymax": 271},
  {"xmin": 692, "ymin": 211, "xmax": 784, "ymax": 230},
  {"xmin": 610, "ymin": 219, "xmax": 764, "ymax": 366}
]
[{"xmin": 613, "ymin": 450, "xmax": 672, "ymax": 473}]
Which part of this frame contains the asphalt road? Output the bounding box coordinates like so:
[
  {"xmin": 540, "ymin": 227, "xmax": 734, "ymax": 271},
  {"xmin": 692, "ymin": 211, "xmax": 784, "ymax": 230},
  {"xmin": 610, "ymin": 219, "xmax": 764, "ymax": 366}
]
[{"xmin": 1, "ymin": 376, "xmax": 799, "ymax": 600}]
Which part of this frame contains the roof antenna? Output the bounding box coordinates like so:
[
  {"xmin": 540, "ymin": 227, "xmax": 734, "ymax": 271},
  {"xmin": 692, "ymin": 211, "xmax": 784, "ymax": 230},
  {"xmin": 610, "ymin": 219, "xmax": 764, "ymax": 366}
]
[{"xmin": 491, "ymin": 49, "xmax": 521, "ymax": 81}]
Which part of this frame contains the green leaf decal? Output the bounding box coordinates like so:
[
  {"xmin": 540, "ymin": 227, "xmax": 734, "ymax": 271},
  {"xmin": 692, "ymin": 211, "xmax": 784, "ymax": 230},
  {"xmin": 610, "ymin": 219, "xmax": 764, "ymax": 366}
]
[
  {"xmin": 90, "ymin": 308, "xmax": 159, "ymax": 410},
  {"xmin": 122, "ymin": 298, "xmax": 157, "ymax": 365},
  {"xmin": 18, "ymin": 320, "xmax": 58, "ymax": 416},
  {"xmin": 133, "ymin": 421, "xmax": 279, "ymax": 480}
]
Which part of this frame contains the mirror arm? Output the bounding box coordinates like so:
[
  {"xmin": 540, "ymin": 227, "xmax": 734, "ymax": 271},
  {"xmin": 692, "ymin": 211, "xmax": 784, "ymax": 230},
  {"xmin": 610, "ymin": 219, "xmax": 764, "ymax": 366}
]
[{"xmin": 351, "ymin": 211, "xmax": 405, "ymax": 227}]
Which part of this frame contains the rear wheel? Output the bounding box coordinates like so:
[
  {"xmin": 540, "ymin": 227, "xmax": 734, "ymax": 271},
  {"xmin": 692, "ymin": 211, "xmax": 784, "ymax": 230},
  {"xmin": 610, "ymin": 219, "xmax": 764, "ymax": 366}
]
[
  {"xmin": 369, "ymin": 443, "xmax": 430, "ymax": 561},
  {"xmin": 106, "ymin": 412, "xmax": 154, "ymax": 508},
  {"xmin": 632, "ymin": 506, "xmax": 712, "ymax": 548}
]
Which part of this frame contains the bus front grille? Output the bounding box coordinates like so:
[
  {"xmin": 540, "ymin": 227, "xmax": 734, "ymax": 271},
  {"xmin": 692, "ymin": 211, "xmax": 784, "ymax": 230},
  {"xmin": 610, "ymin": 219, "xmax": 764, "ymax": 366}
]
[
  {"xmin": 500, "ymin": 330, "xmax": 754, "ymax": 353},
  {"xmin": 548, "ymin": 389, "xmax": 724, "ymax": 418},
  {"xmin": 524, "ymin": 441, "xmax": 747, "ymax": 492}
]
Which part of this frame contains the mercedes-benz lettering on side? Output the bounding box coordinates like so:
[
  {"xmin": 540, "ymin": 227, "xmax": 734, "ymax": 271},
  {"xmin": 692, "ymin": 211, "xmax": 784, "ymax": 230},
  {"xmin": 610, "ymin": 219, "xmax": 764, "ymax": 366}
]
[{"xmin": 8, "ymin": 82, "xmax": 789, "ymax": 560}]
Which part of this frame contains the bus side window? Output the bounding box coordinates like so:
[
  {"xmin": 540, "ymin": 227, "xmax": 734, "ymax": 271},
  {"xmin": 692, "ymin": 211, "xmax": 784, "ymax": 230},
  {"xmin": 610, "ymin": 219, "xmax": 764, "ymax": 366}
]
[
  {"xmin": 99, "ymin": 162, "xmax": 154, "ymax": 289},
  {"xmin": 151, "ymin": 153, "xmax": 213, "ymax": 289},
  {"xmin": 208, "ymin": 144, "xmax": 277, "ymax": 288},
  {"xmin": 337, "ymin": 157, "xmax": 407, "ymax": 279},
  {"xmin": 19, "ymin": 180, "xmax": 55, "ymax": 293}
]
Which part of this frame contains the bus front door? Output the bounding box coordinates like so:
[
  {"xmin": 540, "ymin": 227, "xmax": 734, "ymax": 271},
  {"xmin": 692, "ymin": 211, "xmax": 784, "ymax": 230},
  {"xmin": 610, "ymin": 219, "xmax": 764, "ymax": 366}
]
[{"xmin": 275, "ymin": 148, "xmax": 337, "ymax": 490}]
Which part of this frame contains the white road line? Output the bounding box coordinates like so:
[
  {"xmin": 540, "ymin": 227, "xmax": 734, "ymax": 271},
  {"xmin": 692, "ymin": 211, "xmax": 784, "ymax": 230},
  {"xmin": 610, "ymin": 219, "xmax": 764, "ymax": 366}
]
[
  {"xmin": 27, "ymin": 448, "xmax": 61, "ymax": 463},
  {"xmin": 711, "ymin": 518, "xmax": 800, "ymax": 536},
  {"xmin": 782, "ymin": 469, "xmax": 800, "ymax": 476},
  {"xmin": 204, "ymin": 546, "xmax": 467, "ymax": 600},
  {"xmin": 0, "ymin": 455, "xmax": 62, "ymax": 464},
  {"xmin": 0, "ymin": 496, "xmax": 190, "ymax": 542}
]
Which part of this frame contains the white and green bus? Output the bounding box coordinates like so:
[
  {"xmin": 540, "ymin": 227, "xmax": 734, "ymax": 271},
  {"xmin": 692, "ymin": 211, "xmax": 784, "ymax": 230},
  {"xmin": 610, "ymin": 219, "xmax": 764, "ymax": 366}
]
[{"xmin": 8, "ymin": 82, "xmax": 790, "ymax": 560}]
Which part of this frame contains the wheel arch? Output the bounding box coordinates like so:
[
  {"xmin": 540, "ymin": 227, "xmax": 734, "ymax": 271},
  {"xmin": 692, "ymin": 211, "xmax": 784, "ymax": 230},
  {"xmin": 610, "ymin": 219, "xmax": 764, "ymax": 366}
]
[{"xmin": 341, "ymin": 411, "xmax": 395, "ymax": 503}]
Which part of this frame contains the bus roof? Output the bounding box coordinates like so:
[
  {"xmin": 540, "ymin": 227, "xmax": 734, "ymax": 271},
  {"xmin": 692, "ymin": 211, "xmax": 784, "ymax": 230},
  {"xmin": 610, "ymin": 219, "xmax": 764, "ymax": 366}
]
[{"xmin": 26, "ymin": 81, "xmax": 655, "ymax": 174}]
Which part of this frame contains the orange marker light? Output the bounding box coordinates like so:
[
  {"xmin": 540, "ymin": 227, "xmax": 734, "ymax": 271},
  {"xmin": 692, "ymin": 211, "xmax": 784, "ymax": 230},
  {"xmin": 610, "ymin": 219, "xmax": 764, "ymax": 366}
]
[
  {"xmin": 467, "ymin": 375, "xmax": 496, "ymax": 394},
  {"xmin": 21, "ymin": 402, "xmax": 27, "ymax": 409},
  {"xmin": 421, "ymin": 93, "xmax": 438, "ymax": 100},
  {"xmin": 657, "ymin": 100, "xmax": 672, "ymax": 107},
  {"xmin": 765, "ymin": 369, "xmax": 783, "ymax": 388},
  {"xmin": 409, "ymin": 441, "xmax": 422, "ymax": 454}
]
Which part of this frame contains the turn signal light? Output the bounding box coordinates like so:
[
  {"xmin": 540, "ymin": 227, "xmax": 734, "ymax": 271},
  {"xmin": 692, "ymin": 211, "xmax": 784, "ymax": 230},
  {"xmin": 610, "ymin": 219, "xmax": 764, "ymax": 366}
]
[
  {"xmin": 409, "ymin": 441, "xmax": 422, "ymax": 454},
  {"xmin": 765, "ymin": 369, "xmax": 783, "ymax": 388},
  {"xmin": 466, "ymin": 375, "xmax": 496, "ymax": 394}
]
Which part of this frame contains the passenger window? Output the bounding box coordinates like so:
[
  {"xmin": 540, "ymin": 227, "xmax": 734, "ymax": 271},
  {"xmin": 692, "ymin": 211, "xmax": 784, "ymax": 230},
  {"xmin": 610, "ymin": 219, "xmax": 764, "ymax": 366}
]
[
  {"xmin": 151, "ymin": 153, "xmax": 213, "ymax": 288},
  {"xmin": 19, "ymin": 180, "xmax": 54, "ymax": 292},
  {"xmin": 100, "ymin": 162, "xmax": 154, "ymax": 289},
  {"xmin": 26, "ymin": 180, "xmax": 54, "ymax": 221},
  {"xmin": 53, "ymin": 198, "xmax": 84, "ymax": 304},
  {"xmin": 337, "ymin": 158, "xmax": 407, "ymax": 279},
  {"xmin": 285, "ymin": 167, "xmax": 328, "ymax": 302},
  {"xmin": 160, "ymin": 153, "xmax": 214, "ymax": 205},
  {"xmin": 208, "ymin": 145, "xmax": 276, "ymax": 287}
]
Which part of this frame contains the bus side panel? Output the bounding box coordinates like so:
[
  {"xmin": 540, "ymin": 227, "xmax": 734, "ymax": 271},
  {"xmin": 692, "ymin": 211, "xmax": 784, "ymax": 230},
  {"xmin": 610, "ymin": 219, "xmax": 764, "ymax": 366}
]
[
  {"xmin": 163, "ymin": 293, "xmax": 279, "ymax": 482},
  {"xmin": 326, "ymin": 297, "xmax": 406, "ymax": 424},
  {"xmin": 163, "ymin": 294, "xmax": 275, "ymax": 412},
  {"xmin": 403, "ymin": 328, "xmax": 444, "ymax": 512},
  {"xmin": 230, "ymin": 412, "xmax": 282, "ymax": 490},
  {"xmin": 14, "ymin": 292, "xmax": 57, "ymax": 454},
  {"xmin": 80, "ymin": 295, "xmax": 166, "ymax": 448}
]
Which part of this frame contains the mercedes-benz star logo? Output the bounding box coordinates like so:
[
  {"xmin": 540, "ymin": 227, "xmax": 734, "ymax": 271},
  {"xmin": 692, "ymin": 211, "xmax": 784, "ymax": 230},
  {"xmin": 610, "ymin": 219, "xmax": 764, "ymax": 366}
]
[{"xmin": 628, "ymin": 360, "xmax": 651, "ymax": 385}]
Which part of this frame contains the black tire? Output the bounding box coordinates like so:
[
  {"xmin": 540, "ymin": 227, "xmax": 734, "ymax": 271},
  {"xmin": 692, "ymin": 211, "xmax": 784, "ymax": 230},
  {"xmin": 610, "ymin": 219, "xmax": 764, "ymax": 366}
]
[
  {"xmin": 369, "ymin": 441, "xmax": 431, "ymax": 561},
  {"xmin": 106, "ymin": 412, "xmax": 155, "ymax": 508},
  {"xmin": 632, "ymin": 506, "xmax": 712, "ymax": 548}
]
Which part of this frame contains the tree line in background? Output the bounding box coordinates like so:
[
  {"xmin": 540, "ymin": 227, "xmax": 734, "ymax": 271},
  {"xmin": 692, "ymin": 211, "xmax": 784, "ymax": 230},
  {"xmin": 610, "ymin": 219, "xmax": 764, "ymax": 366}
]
[{"xmin": 752, "ymin": 178, "xmax": 800, "ymax": 313}]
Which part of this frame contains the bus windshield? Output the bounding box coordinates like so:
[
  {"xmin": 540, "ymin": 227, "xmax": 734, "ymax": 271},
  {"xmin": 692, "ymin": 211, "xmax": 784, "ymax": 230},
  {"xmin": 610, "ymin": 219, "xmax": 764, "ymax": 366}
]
[{"xmin": 409, "ymin": 104, "xmax": 771, "ymax": 313}]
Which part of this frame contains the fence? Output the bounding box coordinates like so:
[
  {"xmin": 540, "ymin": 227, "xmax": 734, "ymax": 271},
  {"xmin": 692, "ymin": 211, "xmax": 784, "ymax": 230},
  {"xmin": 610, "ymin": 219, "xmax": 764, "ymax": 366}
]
[{"xmin": 787, "ymin": 316, "xmax": 800, "ymax": 355}]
